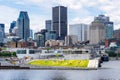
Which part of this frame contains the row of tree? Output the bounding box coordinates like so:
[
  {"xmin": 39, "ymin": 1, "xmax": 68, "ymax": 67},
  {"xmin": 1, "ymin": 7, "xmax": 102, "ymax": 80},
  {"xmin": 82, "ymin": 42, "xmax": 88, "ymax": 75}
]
[{"xmin": 0, "ymin": 51, "xmax": 17, "ymax": 57}]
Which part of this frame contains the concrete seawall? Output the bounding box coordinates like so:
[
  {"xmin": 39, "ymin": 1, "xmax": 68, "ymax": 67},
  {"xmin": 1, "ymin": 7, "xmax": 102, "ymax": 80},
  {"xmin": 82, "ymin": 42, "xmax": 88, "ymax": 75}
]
[{"xmin": 0, "ymin": 60, "xmax": 99, "ymax": 70}]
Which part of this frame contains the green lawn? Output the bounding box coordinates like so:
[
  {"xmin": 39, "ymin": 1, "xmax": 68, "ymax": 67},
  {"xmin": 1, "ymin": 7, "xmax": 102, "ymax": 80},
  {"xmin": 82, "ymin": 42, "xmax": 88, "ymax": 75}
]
[{"xmin": 28, "ymin": 59, "xmax": 89, "ymax": 68}]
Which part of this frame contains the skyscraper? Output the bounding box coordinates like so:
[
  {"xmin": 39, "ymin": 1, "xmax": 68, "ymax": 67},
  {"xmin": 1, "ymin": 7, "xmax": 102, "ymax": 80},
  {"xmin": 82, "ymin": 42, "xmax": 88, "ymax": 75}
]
[
  {"xmin": 30, "ymin": 29, "xmax": 33, "ymax": 39},
  {"xmin": 0, "ymin": 24, "xmax": 5, "ymax": 43},
  {"xmin": 9, "ymin": 21, "xmax": 16, "ymax": 33},
  {"xmin": 105, "ymin": 22, "xmax": 113, "ymax": 39},
  {"xmin": 17, "ymin": 11, "xmax": 30, "ymax": 41},
  {"xmin": 90, "ymin": 22, "xmax": 105, "ymax": 44},
  {"xmin": 45, "ymin": 20, "xmax": 52, "ymax": 31},
  {"xmin": 90, "ymin": 15, "xmax": 113, "ymax": 44},
  {"xmin": 45, "ymin": 31, "xmax": 57, "ymax": 41},
  {"xmin": 52, "ymin": 6, "xmax": 67, "ymax": 40},
  {"xmin": 69, "ymin": 24, "xmax": 89, "ymax": 42},
  {"xmin": 94, "ymin": 15, "xmax": 113, "ymax": 39}
]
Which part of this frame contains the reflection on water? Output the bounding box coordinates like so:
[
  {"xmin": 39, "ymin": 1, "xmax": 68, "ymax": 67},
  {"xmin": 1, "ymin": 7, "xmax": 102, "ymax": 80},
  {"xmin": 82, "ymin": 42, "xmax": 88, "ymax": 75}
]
[
  {"xmin": 50, "ymin": 71, "xmax": 68, "ymax": 80},
  {"xmin": 51, "ymin": 75, "xmax": 68, "ymax": 80},
  {"xmin": 0, "ymin": 61, "xmax": 120, "ymax": 80}
]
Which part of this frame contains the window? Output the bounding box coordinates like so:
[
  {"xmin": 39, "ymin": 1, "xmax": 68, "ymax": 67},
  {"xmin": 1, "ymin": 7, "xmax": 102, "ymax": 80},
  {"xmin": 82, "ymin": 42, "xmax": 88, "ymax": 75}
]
[
  {"xmin": 17, "ymin": 50, "xmax": 26, "ymax": 54},
  {"xmin": 29, "ymin": 50, "xmax": 35, "ymax": 54}
]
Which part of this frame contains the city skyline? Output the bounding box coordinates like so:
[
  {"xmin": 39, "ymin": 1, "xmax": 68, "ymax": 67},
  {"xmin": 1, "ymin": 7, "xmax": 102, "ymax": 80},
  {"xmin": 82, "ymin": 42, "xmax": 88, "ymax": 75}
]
[{"xmin": 0, "ymin": 0, "xmax": 120, "ymax": 33}]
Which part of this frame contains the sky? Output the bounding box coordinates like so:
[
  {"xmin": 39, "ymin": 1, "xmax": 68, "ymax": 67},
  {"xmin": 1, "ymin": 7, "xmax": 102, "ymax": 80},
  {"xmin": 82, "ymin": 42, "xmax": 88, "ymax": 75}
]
[{"xmin": 0, "ymin": 0, "xmax": 120, "ymax": 33}]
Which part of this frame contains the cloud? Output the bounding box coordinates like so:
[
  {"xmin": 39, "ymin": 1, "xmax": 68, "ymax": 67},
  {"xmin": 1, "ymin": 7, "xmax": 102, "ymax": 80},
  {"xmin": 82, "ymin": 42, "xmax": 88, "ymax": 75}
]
[
  {"xmin": 14, "ymin": 1, "xmax": 25, "ymax": 5},
  {"xmin": 29, "ymin": 14, "xmax": 48, "ymax": 33},
  {"xmin": 70, "ymin": 16, "xmax": 93, "ymax": 25},
  {"xmin": 0, "ymin": 5, "xmax": 19, "ymax": 32},
  {"xmin": 1, "ymin": 0, "xmax": 120, "ymax": 34},
  {"xmin": 98, "ymin": 0, "xmax": 120, "ymax": 29}
]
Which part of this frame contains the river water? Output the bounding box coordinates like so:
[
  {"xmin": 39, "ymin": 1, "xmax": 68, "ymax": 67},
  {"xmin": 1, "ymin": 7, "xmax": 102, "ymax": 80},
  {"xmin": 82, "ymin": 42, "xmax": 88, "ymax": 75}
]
[{"xmin": 0, "ymin": 61, "xmax": 120, "ymax": 80}]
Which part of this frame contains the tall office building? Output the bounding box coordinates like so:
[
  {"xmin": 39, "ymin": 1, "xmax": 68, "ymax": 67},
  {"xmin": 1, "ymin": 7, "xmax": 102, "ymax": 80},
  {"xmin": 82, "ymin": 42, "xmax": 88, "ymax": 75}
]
[
  {"xmin": 94, "ymin": 15, "xmax": 113, "ymax": 39},
  {"xmin": 90, "ymin": 15, "xmax": 113, "ymax": 44},
  {"xmin": 90, "ymin": 22, "xmax": 105, "ymax": 44},
  {"xmin": 30, "ymin": 29, "xmax": 33, "ymax": 39},
  {"xmin": 45, "ymin": 20, "xmax": 52, "ymax": 31},
  {"xmin": 9, "ymin": 21, "xmax": 16, "ymax": 33},
  {"xmin": 0, "ymin": 24, "xmax": 5, "ymax": 43},
  {"xmin": 45, "ymin": 31, "xmax": 57, "ymax": 41},
  {"xmin": 105, "ymin": 22, "xmax": 113, "ymax": 39},
  {"xmin": 69, "ymin": 24, "xmax": 89, "ymax": 42},
  {"xmin": 17, "ymin": 11, "xmax": 30, "ymax": 41},
  {"xmin": 94, "ymin": 15, "xmax": 109, "ymax": 22},
  {"xmin": 52, "ymin": 6, "xmax": 67, "ymax": 40}
]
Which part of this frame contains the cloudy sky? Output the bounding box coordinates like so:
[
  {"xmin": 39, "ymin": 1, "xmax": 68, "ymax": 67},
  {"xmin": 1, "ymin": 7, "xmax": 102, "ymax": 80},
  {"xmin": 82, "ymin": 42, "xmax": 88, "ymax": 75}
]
[{"xmin": 0, "ymin": 0, "xmax": 120, "ymax": 33}]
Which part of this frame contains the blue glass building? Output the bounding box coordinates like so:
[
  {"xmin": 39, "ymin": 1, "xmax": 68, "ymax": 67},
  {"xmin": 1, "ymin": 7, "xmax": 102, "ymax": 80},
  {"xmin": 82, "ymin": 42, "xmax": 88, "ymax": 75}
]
[
  {"xmin": 94, "ymin": 15, "xmax": 114, "ymax": 39},
  {"xmin": 105, "ymin": 22, "xmax": 113, "ymax": 39},
  {"xmin": 45, "ymin": 31, "xmax": 57, "ymax": 41},
  {"xmin": 17, "ymin": 11, "xmax": 30, "ymax": 41},
  {"xmin": 0, "ymin": 24, "xmax": 5, "ymax": 43},
  {"xmin": 45, "ymin": 20, "xmax": 52, "ymax": 31},
  {"xmin": 9, "ymin": 21, "xmax": 16, "ymax": 33}
]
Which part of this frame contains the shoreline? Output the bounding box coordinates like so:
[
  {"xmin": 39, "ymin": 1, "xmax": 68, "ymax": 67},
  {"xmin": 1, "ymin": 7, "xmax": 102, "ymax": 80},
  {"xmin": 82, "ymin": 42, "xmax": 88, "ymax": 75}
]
[{"xmin": 0, "ymin": 65, "xmax": 98, "ymax": 70}]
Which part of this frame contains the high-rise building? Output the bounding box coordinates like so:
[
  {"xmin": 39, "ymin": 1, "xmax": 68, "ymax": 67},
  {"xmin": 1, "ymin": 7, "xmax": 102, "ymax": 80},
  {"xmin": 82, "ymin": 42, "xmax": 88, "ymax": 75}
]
[
  {"xmin": 34, "ymin": 29, "xmax": 48, "ymax": 47},
  {"xmin": 34, "ymin": 33, "xmax": 44, "ymax": 47},
  {"xmin": 52, "ymin": 6, "xmax": 67, "ymax": 40},
  {"xmin": 94, "ymin": 15, "xmax": 113, "ymax": 39},
  {"xmin": 90, "ymin": 22, "xmax": 105, "ymax": 44},
  {"xmin": 0, "ymin": 24, "xmax": 5, "ymax": 44},
  {"xmin": 30, "ymin": 29, "xmax": 33, "ymax": 39},
  {"xmin": 94, "ymin": 15, "xmax": 109, "ymax": 23},
  {"xmin": 105, "ymin": 22, "xmax": 113, "ymax": 39},
  {"xmin": 89, "ymin": 15, "xmax": 113, "ymax": 44},
  {"xmin": 40, "ymin": 29, "xmax": 48, "ymax": 44},
  {"xmin": 45, "ymin": 20, "xmax": 52, "ymax": 31},
  {"xmin": 69, "ymin": 24, "xmax": 89, "ymax": 42},
  {"xmin": 65, "ymin": 35, "xmax": 78, "ymax": 46},
  {"xmin": 12, "ymin": 27, "xmax": 19, "ymax": 36},
  {"xmin": 45, "ymin": 31, "xmax": 57, "ymax": 41},
  {"xmin": 17, "ymin": 11, "xmax": 30, "ymax": 41},
  {"xmin": 9, "ymin": 21, "xmax": 16, "ymax": 33},
  {"xmin": 114, "ymin": 29, "xmax": 120, "ymax": 39}
]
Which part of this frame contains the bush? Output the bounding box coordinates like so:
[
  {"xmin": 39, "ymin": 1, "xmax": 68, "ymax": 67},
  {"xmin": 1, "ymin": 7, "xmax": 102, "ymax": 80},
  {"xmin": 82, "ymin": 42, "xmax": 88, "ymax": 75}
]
[
  {"xmin": 106, "ymin": 51, "xmax": 117, "ymax": 57},
  {"xmin": 0, "ymin": 51, "xmax": 17, "ymax": 57}
]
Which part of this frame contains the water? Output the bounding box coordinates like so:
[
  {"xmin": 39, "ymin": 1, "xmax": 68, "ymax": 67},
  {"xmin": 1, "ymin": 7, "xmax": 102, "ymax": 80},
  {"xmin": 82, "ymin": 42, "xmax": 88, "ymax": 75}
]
[{"xmin": 0, "ymin": 61, "xmax": 120, "ymax": 80}]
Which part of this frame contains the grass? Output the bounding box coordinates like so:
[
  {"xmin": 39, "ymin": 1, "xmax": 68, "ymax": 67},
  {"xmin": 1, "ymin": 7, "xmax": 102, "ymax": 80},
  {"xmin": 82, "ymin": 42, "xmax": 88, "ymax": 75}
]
[{"xmin": 28, "ymin": 59, "xmax": 89, "ymax": 68}]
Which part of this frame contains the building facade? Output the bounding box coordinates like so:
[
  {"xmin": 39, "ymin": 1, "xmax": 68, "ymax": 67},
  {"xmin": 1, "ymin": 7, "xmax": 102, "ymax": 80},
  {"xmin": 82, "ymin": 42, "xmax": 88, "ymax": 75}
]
[
  {"xmin": 65, "ymin": 35, "xmax": 78, "ymax": 46},
  {"xmin": 30, "ymin": 29, "xmax": 33, "ymax": 39},
  {"xmin": 36, "ymin": 34, "xmax": 44, "ymax": 47},
  {"xmin": 69, "ymin": 24, "xmax": 89, "ymax": 42},
  {"xmin": 94, "ymin": 15, "xmax": 113, "ymax": 39},
  {"xmin": 114, "ymin": 29, "xmax": 120, "ymax": 39},
  {"xmin": 45, "ymin": 31, "xmax": 57, "ymax": 41},
  {"xmin": 0, "ymin": 24, "xmax": 5, "ymax": 44},
  {"xmin": 90, "ymin": 22, "xmax": 105, "ymax": 44},
  {"xmin": 45, "ymin": 20, "xmax": 52, "ymax": 31},
  {"xmin": 52, "ymin": 6, "xmax": 67, "ymax": 40},
  {"xmin": 105, "ymin": 22, "xmax": 113, "ymax": 39},
  {"xmin": 9, "ymin": 21, "xmax": 16, "ymax": 33},
  {"xmin": 17, "ymin": 11, "xmax": 30, "ymax": 41},
  {"xmin": 90, "ymin": 15, "xmax": 113, "ymax": 44}
]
